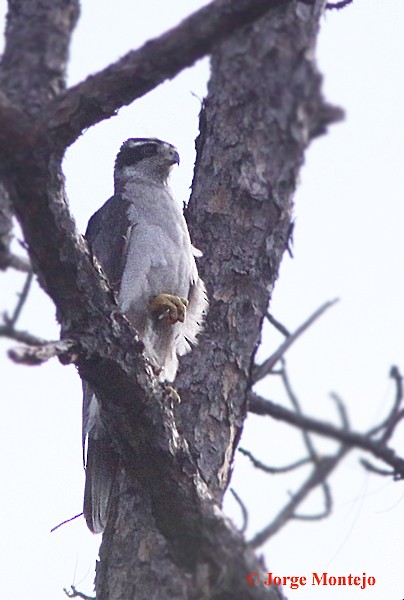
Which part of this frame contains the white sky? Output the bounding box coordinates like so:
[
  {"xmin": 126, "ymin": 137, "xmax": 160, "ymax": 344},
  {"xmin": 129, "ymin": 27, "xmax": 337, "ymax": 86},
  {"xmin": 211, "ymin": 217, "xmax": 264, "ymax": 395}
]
[{"xmin": 1, "ymin": 1, "xmax": 404, "ymax": 598}]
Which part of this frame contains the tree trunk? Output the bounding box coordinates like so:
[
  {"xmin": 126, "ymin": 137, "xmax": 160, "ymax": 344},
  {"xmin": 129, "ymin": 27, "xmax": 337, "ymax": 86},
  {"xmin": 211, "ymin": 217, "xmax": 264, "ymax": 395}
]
[
  {"xmin": 0, "ymin": 1, "xmax": 341, "ymax": 599},
  {"xmin": 96, "ymin": 2, "xmax": 338, "ymax": 599}
]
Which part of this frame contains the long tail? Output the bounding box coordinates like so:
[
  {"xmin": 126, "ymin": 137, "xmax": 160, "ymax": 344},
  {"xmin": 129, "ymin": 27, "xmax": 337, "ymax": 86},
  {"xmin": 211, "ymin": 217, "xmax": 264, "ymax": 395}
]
[{"xmin": 84, "ymin": 437, "xmax": 117, "ymax": 533}]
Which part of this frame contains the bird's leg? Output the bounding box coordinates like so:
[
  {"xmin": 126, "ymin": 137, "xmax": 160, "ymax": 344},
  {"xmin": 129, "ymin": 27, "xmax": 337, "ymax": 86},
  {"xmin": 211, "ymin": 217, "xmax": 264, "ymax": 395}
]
[{"xmin": 148, "ymin": 293, "xmax": 188, "ymax": 324}]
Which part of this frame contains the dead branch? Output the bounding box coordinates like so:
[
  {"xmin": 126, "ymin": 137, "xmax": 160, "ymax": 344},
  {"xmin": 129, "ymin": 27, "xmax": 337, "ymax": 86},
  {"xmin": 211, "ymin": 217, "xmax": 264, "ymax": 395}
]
[
  {"xmin": 0, "ymin": 251, "xmax": 31, "ymax": 272},
  {"xmin": 368, "ymin": 366, "xmax": 403, "ymax": 442},
  {"xmin": 41, "ymin": 0, "xmax": 290, "ymax": 151},
  {"xmin": 1, "ymin": 255, "xmax": 35, "ymax": 344},
  {"xmin": 293, "ymin": 480, "xmax": 332, "ymax": 521},
  {"xmin": 280, "ymin": 361, "xmax": 333, "ymax": 518},
  {"xmin": 248, "ymin": 391, "xmax": 404, "ymax": 479},
  {"xmin": 3, "ymin": 271, "xmax": 33, "ymax": 328},
  {"xmin": 252, "ymin": 299, "xmax": 339, "ymax": 384},
  {"xmin": 230, "ymin": 488, "xmax": 249, "ymax": 534},
  {"xmin": 0, "ymin": 326, "xmax": 46, "ymax": 346},
  {"xmin": 239, "ymin": 448, "xmax": 312, "ymax": 474},
  {"xmin": 330, "ymin": 392, "xmax": 350, "ymax": 430},
  {"xmin": 63, "ymin": 586, "xmax": 95, "ymax": 600},
  {"xmin": 360, "ymin": 460, "xmax": 395, "ymax": 478},
  {"xmin": 280, "ymin": 362, "xmax": 318, "ymax": 460},
  {"xmin": 249, "ymin": 449, "xmax": 347, "ymax": 548},
  {"xmin": 244, "ymin": 361, "xmax": 338, "ymax": 540},
  {"xmin": 0, "ymin": 271, "xmax": 45, "ymax": 347},
  {"xmin": 266, "ymin": 312, "xmax": 290, "ymax": 337},
  {"xmin": 8, "ymin": 339, "xmax": 78, "ymax": 365},
  {"xmin": 248, "ymin": 307, "xmax": 403, "ymax": 539}
]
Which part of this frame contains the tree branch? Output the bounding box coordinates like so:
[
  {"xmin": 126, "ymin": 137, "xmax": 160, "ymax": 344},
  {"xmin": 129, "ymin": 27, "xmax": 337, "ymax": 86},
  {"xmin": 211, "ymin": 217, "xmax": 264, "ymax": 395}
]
[
  {"xmin": 368, "ymin": 366, "xmax": 404, "ymax": 443},
  {"xmin": 0, "ymin": 0, "xmax": 341, "ymax": 596},
  {"xmin": 64, "ymin": 586, "xmax": 95, "ymax": 600},
  {"xmin": 249, "ymin": 449, "xmax": 347, "ymax": 547},
  {"xmin": 248, "ymin": 392, "xmax": 404, "ymax": 478},
  {"xmin": 8, "ymin": 339, "xmax": 78, "ymax": 365},
  {"xmin": 230, "ymin": 488, "xmax": 249, "ymax": 534},
  {"xmin": 41, "ymin": 0, "xmax": 290, "ymax": 150},
  {"xmin": 239, "ymin": 448, "xmax": 312, "ymax": 474},
  {"xmin": 0, "ymin": 250, "xmax": 31, "ymax": 272},
  {"xmin": 266, "ymin": 312, "xmax": 290, "ymax": 337},
  {"xmin": 0, "ymin": 327, "xmax": 46, "ymax": 347},
  {"xmin": 252, "ymin": 299, "xmax": 339, "ymax": 384},
  {"xmin": 281, "ymin": 362, "xmax": 318, "ymax": 461},
  {"xmin": 3, "ymin": 271, "xmax": 33, "ymax": 328},
  {"xmin": 0, "ymin": 271, "xmax": 47, "ymax": 350}
]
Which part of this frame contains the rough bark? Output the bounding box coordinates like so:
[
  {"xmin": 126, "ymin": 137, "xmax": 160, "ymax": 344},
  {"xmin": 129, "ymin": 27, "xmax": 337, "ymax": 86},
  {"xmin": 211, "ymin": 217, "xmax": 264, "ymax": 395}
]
[
  {"xmin": 176, "ymin": 0, "xmax": 334, "ymax": 499},
  {"xmin": 0, "ymin": 0, "xmax": 79, "ymax": 270},
  {"xmin": 97, "ymin": 2, "xmax": 341, "ymax": 599},
  {"xmin": 39, "ymin": 0, "xmax": 288, "ymax": 152},
  {"xmin": 0, "ymin": 0, "xmax": 340, "ymax": 599}
]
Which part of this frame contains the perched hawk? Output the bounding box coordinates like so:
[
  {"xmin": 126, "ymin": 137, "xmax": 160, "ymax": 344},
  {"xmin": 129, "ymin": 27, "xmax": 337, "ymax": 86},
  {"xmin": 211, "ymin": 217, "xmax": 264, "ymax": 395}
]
[{"xmin": 82, "ymin": 138, "xmax": 207, "ymax": 533}]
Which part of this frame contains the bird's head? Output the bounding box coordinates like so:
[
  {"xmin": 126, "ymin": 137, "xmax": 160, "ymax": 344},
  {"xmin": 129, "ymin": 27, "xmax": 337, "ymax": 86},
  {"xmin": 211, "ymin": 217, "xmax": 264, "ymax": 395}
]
[{"xmin": 114, "ymin": 138, "xmax": 180, "ymax": 190}]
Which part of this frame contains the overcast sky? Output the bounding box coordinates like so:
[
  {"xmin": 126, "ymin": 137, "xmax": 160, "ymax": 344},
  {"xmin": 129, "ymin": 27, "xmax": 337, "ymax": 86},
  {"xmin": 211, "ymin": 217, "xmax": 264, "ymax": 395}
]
[{"xmin": 1, "ymin": 1, "xmax": 404, "ymax": 598}]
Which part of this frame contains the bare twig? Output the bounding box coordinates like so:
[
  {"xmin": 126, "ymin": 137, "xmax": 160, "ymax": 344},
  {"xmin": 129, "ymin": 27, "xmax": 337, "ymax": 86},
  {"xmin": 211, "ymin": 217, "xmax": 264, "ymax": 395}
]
[
  {"xmin": 0, "ymin": 326, "xmax": 46, "ymax": 346},
  {"xmin": 51, "ymin": 512, "xmax": 83, "ymax": 533},
  {"xmin": 380, "ymin": 366, "xmax": 403, "ymax": 443},
  {"xmin": 266, "ymin": 312, "xmax": 290, "ymax": 337},
  {"xmin": 63, "ymin": 586, "xmax": 95, "ymax": 600},
  {"xmin": 230, "ymin": 489, "xmax": 249, "ymax": 534},
  {"xmin": 293, "ymin": 481, "xmax": 332, "ymax": 521},
  {"xmin": 281, "ymin": 363, "xmax": 318, "ymax": 460},
  {"xmin": 239, "ymin": 447, "xmax": 312, "ymax": 474},
  {"xmin": 249, "ymin": 450, "xmax": 347, "ymax": 548},
  {"xmin": 252, "ymin": 299, "xmax": 339, "ymax": 384},
  {"xmin": 330, "ymin": 392, "xmax": 350, "ymax": 431},
  {"xmin": 280, "ymin": 362, "xmax": 332, "ymax": 522},
  {"xmin": 248, "ymin": 392, "xmax": 404, "ymax": 478},
  {"xmin": 0, "ymin": 272, "xmax": 40, "ymax": 346},
  {"xmin": 0, "ymin": 251, "xmax": 31, "ymax": 272},
  {"xmin": 3, "ymin": 271, "xmax": 33, "ymax": 328},
  {"xmin": 367, "ymin": 367, "xmax": 404, "ymax": 441},
  {"xmin": 8, "ymin": 339, "xmax": 78, "ymax": 366},
  {"xmin": 360, "ymin": 459, "xmax": 395, "ymax": 478}
]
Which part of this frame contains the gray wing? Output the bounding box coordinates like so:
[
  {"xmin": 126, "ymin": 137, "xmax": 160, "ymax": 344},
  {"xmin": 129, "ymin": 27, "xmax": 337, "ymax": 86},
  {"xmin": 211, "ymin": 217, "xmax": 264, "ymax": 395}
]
[
  {"xmin": 83, "ymin": 195, "xmax": 133, "ymax": 533},
  {"xmin": 85, "ymin": 194, "xmax": 132, "ymax": 292},
  {"xmin": 83, "ymin": 194, "xmax": 133, "ymax": 445}
]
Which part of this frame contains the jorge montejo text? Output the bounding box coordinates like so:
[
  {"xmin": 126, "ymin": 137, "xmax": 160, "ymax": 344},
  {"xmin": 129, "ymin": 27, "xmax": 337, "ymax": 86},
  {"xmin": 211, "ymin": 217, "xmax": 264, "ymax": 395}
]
[{"xmin": 246, "ymin": 571, "xmax": 376, "ymax": 590}]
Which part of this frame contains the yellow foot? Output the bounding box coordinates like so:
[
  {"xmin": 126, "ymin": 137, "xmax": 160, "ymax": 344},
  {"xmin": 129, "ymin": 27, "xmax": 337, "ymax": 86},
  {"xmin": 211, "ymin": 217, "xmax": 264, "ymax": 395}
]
[
  {"xmin": 148, "ymin": 293, "xmax": 188, "ymax": 325},
  {"xmin": 164, "ymin": 385, "xmax": 181, "ymax": 404}
]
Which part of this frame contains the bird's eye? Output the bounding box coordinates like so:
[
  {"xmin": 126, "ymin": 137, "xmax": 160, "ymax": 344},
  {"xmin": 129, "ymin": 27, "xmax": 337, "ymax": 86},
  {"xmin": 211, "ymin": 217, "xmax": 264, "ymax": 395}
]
[{"xmin": 116, "ymin": 143, "xmax": 158, "ymax": 169}]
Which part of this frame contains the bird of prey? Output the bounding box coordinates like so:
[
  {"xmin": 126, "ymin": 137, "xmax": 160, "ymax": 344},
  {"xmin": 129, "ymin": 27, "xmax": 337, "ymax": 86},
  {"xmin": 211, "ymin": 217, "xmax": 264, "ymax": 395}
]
[{"xmin": 82, "ymin": 138, "xmax": 207, "ymax": 533}]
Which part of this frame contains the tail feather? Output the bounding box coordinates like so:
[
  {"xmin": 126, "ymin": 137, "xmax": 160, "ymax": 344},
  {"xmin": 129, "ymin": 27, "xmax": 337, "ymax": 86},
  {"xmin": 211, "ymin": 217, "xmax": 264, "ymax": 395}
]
[{"xmin": 84, "ymin": 438, "xmax": 118, "ymax": 534}]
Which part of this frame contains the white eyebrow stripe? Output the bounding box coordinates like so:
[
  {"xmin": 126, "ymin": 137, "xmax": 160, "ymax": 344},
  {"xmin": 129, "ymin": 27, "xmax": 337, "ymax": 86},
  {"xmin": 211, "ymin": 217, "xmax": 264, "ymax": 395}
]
[
  {"xmin": 125, "ymin": 139, "xmax": 176, "ymax": 151},
  {"xmin": 126, "ymin": 139, "xmax": 161, "ymax": 147},
  {"xmin": 127, "ymin": 143, "xmax": 154, "ymax": 148}
]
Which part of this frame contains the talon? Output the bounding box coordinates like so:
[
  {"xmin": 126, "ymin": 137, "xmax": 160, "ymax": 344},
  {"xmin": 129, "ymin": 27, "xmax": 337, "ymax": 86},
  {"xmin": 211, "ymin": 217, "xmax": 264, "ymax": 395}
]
[
  {"xmin": 165, "ymin": 385, "xmax": 181, "ymax": 404},
  {"xmin": 149, "ymin": 293, "xmax": 188, "ymax": 324}
]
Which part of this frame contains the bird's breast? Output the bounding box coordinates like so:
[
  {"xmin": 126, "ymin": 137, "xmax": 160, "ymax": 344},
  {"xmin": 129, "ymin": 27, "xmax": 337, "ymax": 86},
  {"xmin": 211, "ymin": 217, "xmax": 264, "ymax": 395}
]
[{"xmin": 118, "ymin": 188, "xmax": 196, "ymax": 319}]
